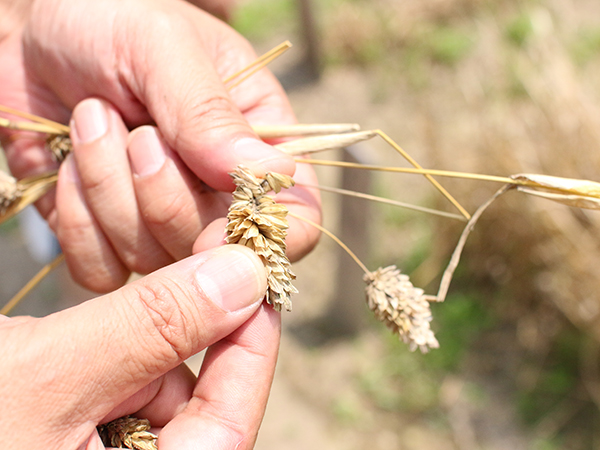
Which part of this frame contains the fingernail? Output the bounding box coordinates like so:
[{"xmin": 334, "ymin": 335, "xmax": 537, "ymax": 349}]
[
  {"xmin": 195, "ymin": 246, "xmax": 266, "ymax": 312},
  {"xmin": 128, "ymin": 127, "xmax": 168, "ymax": 177},
  {"xmin": 233, "ymin": 137, "xmax": 294, "ymax": 176},
  {"xmin": 72, "ymin": 99, "xmax": 108, "ymax": 144}
]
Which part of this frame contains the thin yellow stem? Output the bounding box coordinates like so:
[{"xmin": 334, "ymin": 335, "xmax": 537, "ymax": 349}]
[
  {"xmin": 0, "ymin": 117, "xmax": 64, "ymax": 134},
  {"xmin": 0, "ymin": 104, "xmax": 69, "ymax": 134},
  {"xmin": 297, "ymin": 158, "xmax": 523, "ymax": 184},
  {"xmin": 288, "ymin": 211, "xmax": 370, "ymax": 274},
  {"xmin": 296, "ymin": 182, "xmax": 467, "ymax": 221},
  {"xmin": 374, "ymin": 130, "xmax": 471, "ymax": 220},
  {"xmin": 224, "ymin": 41, "xmax": 292, "ymax": 89},
  {"xmin": 1, "ymin": 253, "xmax": 65, "ymax": 316}
]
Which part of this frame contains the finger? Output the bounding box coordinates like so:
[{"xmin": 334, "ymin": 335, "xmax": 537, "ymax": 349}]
[
  {"xmin": 128, "ymin": 126, "xmax": 231, "ymax": 260},
  {"xmin": 102, "ymin": 364, "xmax": 196, "ymax": 427},
  {"xmin": 0, "ymin": 245, "xmax": 267, "ymax": 449},
  {"xmin": 193, "ymin": 218, "xmax": 228, "ymax": 254},
  {"xmin": 121, "ymin": 6, "xmax": 296, "ymax": 189},
  {"xmin": 70, "ymin": 98, "xmax": 174, "ymax": 274},
  {"xmin": 157, "ymin": 303, "xmax": 281, "ymax": 450},
  {"xmin": 55, "ymin": 155, "xmax": 130, "ymax": 291}
]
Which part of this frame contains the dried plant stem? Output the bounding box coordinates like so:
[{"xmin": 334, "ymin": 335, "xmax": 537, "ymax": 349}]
[
  {"xmin": 287, "ymin": 210, "xmax": 370, "ymax": 274},
  {"xmin": 435, "ymin": 184, "xmax": 512, "ymax": 303},
  {"xmin": 374, "ymin": 130, "xmax": 471, "ymax": 220},
  {"xmin": 297, "ymin": 158, "xmax": 523, "ymax": 185},
  {"xmin": 296, "ymin": 182, "xmax": 467, "ymax": 221},
  {"xmin": 224, "ymin": 41, "xmax": 292, "ymax": 89},
  {"xmin": 0, "ymin": 104, "xmax": 69, "ymax": 134},
  {"xmin": 1, "ymin": 253, "xmax": 65, "ymax": 316},
  {"xmin": 0, "ymin": 117, "xmax": 63, "ymax": 135}
]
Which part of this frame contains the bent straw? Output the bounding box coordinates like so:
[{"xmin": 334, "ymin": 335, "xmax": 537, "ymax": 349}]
[
  {"xmin": 275, "ymin": 129, "xmax": 470, "ymax": 220},
  {"xmin": 296, "ymin": 182, "xmax": 467, "ymax": 221},
  {"xmin": 1, "ymin": 253, "xmax": 65, "ymax": 316},
  {"xmin": 435, "ymin": 185, "xmax": 512, "ymax": 302},
  {"xmin": 379, "ymin": 130, "xmax": 470, "ymax": 219}
]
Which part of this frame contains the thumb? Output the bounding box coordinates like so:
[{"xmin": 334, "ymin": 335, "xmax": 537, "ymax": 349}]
[
  {"xmin": 3, "ymin": 245, "xmax": 267, "ymax": 431},
  {"xmin": 122, "ymin": 6, "xmax": 296, "ymax": 189}
]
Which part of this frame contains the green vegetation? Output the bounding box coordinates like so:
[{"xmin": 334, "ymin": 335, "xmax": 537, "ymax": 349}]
[
  {"xmin": 505, "ymin": 12, "xmax": 535, "ymax": 47},
  {"xmin": 569, "ymin": 27, "xmax": 600, "ymax": 66},
  {"xmin": 419, "ymin": 26, "xmax": 474, "ymax": 66},
  {"xmin": 231, "ymin": 0, "xmax": 297, "ymax": 41}
]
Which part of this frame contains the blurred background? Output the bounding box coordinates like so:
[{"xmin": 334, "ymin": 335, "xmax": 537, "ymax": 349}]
[{"xmin": 3, "ymin": 0, "xmax": 600, "ymax": 448}]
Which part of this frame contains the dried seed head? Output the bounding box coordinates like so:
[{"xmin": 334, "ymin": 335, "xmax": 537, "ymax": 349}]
[
  {"xmin": 46, "ymin": 134, "xmax": 72, "ymax": 162},
  {"xmin": 364, "ymin": 265, "xmax": 439, "ymax": 353},
  {"xmin": 0, "ymin": 171, "xmax": 20, "ymax": 216},
  {"xmin": 97, "ymin": 416, "xmax": 157, "ymax": 450},
  {"xmin": 226, "ymin": 165, "xmax": 297, "ymax": 312}
]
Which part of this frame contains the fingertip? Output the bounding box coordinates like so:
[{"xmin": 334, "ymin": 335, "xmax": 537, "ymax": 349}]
[{"xmin": 194, "ymin": 245, "xmax": 267, "ymax": 313}]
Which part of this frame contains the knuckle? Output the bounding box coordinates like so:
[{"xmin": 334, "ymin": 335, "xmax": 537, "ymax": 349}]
[
  {"xmin": 176, "ymin": 94, "xmax": 244, "ymax": 145},
  {"xmin": 143, "ymin": 190, "xmax": 190, "ymax": 230}
]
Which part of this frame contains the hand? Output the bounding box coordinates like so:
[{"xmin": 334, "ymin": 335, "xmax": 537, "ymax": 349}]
[
  {"xmin": 0, "ymin": 245, "xmax": 279, "ymax": 450},
  {"xmin": 0, "ymin": 0, "xmax": 321, "ymax": 292}
]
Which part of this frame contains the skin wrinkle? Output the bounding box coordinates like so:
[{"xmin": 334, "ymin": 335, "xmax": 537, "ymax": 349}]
[
  {"xmin": 173, "ymin": 93, "xmax": 249, "ymax": 157},
  {"xmin": 127, "ymin": 280, "xmax": 193, "ymax": 368}
]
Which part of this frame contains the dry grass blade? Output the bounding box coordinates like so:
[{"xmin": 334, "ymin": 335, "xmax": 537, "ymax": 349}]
[
  {"xmin": 254, "ymin": 123, "xmax": 361, "ymax": 139},
  {"xmin": 275, "ymin": 130, "xmax": 376, "ymax": 156},
  {"xmin": 97, "ymin": 416, "xmax": 157, "ymax": 450},
  {"xmin": 511, "ymin": 173, "xmax": 600, "ymax": 209},
  {"xmin": 226, "ymin": 165, "xmax": 297, "ymax": 311}
]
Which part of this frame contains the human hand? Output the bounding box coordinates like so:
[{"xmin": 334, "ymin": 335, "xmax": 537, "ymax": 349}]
[
  {"xmin": 0, "ymin": 244, "xmax": 280, "ymax": 450},
  {"xmin": 0, "ymin": 0, "xmax": 321, "ymax": 291}
]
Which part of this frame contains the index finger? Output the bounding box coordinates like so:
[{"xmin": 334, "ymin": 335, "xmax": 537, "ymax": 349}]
[{"xmin": 157, "ymin": 304, "xmax": 281, "ymax": 449}]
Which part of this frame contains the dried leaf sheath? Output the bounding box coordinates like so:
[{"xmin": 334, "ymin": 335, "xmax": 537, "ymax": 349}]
[
  {"xmin": 226, "ymin": 165, "xmax": 297, "ymax": 311},
  {"xmin": 364, "ymin": 266, "xmax": 439, "ymax": 353}
]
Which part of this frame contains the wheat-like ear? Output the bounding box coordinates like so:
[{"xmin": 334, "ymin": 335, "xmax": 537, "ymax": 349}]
[
  {"xmin": 97, "ymin": 416, "xmax": 157, "ymax": 450},
  {"xmin": 0, "ymin": 171, "xmax": 58, "ymax": 226},
  {"xmin": 288, "ymin": 211, "xmax": 439, "ymax": 353},
  {"xmin": 226, "ymin": 165, "xmax": 297, "ymax": 311}
]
